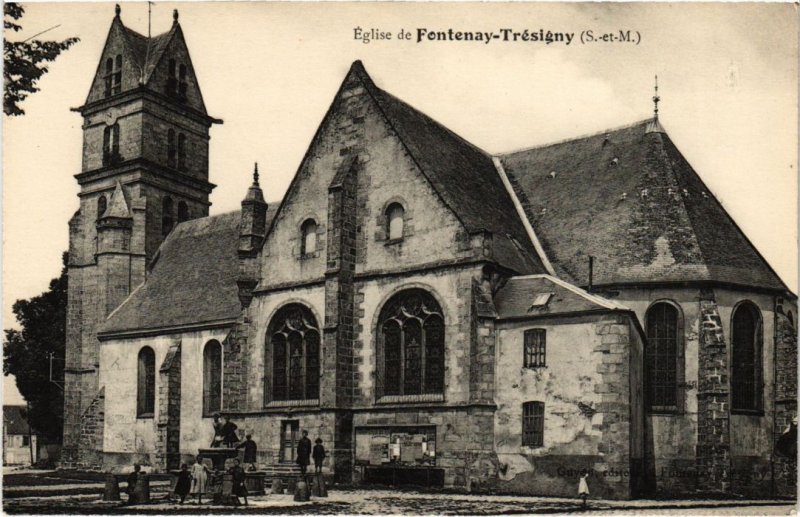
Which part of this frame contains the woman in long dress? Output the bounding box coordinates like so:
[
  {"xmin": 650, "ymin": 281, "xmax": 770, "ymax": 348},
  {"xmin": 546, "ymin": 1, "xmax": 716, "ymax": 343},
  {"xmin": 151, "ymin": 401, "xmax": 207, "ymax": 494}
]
[{"xmin": 190, "ymin": 456, "xmax": 211, "ymax": 504}]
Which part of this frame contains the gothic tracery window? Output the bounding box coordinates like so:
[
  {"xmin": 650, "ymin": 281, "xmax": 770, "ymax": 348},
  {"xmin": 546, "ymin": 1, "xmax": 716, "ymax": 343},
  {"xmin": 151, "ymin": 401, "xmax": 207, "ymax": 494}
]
[
  {"xmin": 266, "ymin": 304, "xmax": 320, "ymax": 402},
  {"xmin": 378, "ymin": 289, "xmax": 445, "ymax": 397},
  {"xmin": 731, "ymin": 301, "xmax": 763, "ymax": 413},
  {"xmin": 645, "ymin": 302, "xmax": 680, "ymax": 411}
]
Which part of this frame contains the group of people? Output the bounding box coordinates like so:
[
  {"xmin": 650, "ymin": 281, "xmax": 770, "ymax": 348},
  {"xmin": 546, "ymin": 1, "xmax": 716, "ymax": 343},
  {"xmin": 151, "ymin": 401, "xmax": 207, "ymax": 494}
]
[
  {"xmin": 295, "ymin": 429, "xmax": 327, "ymax": 477},
  {"xmin": 171, "ymin": 455, "xmax": 249, "ymax": 506}
]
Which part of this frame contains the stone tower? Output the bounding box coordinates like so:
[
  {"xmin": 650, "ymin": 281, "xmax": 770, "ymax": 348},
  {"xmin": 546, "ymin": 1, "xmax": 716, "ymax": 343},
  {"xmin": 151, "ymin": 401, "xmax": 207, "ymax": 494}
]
[{"xmin": 61, "ymin": 5, "xmax": 219, "ymax": 468}]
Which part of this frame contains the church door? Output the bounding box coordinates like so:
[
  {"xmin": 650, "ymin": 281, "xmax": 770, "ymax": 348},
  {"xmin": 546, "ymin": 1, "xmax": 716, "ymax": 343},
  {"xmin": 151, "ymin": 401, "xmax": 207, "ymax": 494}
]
[{"xmin": 280, "ymin": 420, "xmax": 299, "ymax": 463}]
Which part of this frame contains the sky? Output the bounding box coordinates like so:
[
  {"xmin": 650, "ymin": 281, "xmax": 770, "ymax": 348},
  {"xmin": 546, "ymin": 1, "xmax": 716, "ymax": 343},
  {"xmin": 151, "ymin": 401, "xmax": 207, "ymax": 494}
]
[{"xmin": 3, "ymin": 2, "xmax": 797, "ymax": 404}]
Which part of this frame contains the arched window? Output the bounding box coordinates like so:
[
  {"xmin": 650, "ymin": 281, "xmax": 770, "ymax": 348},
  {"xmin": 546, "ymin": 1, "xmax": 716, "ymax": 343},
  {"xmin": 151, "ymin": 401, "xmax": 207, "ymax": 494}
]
[
  {"xmin": 103, "ymin": 123, "xmax": 120, "ymax": 166},
  {"xmin": 731, "ymin": 302, "xmax": 763, "ymax": 413},
  {"xmin": 97, "ymin": 195, "xmax": 107, "ymax": 221},
  {"xmin": 177, "ymin": 201, "xmax": 189, "ymax": 223},
  {"xmin": 300, "ymin": 219, "xmax": 317, "ymax": 256},
  {"xmin": 167, "ymin": 129, "xmax": 176, "ymax": 168},
  {"xmin": 113, "ymin": 54, "xmax": 122, "ymax": 94},
  {"xmin": 104, "ymin": 58, "xmax": 114, "ymax": 97},
  {"xmin": 645, "ymin": 302, "xmax": 680, "ymax": 411},
  {"xmin": 167, "ymin": 59, "xmax": 177, "ymax": 95},
  {"xmin": 104, "ymin": 55, "xmax": 121, "ymax": 97},
  {"xmin": 378, "ymin": 289, "xmax": 444, "ymax": 397},
  {"xmin": 266, "ymin": 304, "xmax": 320, "ymax": 402},
  {"xmin": 386, "ymin": 203, "xmax": 405, "ymax": 241},
  {"xmin": 177, "ymin": 133, "xmax": 186, "ymax": 170},
  {"xmin": 203, "ymin": 340, "xmax": 222, "ymax": 416},
  {"xmin": 137, "ymin": 347, "xmax": 155, "ymax": 417},
  {"xmin": 162, "ymin": 196, "xmax": 174, "ymax": 236}
]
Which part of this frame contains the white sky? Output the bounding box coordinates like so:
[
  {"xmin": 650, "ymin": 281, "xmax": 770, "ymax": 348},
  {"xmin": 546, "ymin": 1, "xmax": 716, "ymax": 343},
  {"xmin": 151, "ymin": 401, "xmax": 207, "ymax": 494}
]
[{"xmin": 3, "ymin": 2, "xmax": 797, "ymax": 405}]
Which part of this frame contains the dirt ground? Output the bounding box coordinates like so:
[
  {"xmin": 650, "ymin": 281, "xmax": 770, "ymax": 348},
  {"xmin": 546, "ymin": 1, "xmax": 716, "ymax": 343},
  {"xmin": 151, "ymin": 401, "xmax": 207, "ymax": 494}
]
[{"xmin": 2, "ymin": 469, "xmax": 795, "ymax": 515}]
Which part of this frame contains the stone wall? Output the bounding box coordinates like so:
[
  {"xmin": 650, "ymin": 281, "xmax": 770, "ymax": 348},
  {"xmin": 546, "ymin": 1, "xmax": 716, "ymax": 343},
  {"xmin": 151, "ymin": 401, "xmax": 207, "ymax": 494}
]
[
  {"xmin": 773, "ymin": 299, "xmax": 797, "ymax": 497},
  {"xmin": 76, "ymin": 388, "xmax": 105, "ymax": 470},
  {"xmin": 156, "ymin": 343, "xmax": 181, "ymax": 471},
  {"xmin": 493, "ymin": 313, "xmax": 641, "ymax": 499}
]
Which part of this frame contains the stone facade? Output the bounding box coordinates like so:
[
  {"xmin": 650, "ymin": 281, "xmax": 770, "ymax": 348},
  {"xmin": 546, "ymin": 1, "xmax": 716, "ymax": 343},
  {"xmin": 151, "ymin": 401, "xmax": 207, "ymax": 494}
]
[{"xmin": 64, "ymin": 9, "xmax": 796, "ymax": 502}]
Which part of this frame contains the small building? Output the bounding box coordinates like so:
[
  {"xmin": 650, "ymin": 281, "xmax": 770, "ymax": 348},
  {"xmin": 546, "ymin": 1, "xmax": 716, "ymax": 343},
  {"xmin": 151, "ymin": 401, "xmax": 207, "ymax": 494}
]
[{"xmin": 3, "ymin": 405, "xmax": 37, "ymax": 465}]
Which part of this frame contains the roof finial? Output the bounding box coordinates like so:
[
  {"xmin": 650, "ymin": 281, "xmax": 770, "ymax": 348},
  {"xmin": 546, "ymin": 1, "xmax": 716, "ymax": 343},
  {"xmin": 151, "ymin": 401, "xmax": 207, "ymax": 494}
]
[
  {"xmin": 173, "ymin": 8, "xmax": 179, "ymax": 25},
  {"xmin": 253, "ymin": 162, "xmax": 260, "ymax": 186},
  {"xmin": 115, "ymin": 4, "xmax": 121, "ymax": 17},
  {"xmin": 652, "ymin": 75, "xmax": 660, "ymax": 120}
]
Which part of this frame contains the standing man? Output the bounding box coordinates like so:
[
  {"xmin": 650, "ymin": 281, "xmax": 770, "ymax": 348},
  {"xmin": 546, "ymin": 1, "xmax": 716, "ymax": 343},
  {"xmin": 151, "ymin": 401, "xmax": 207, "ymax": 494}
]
[
  {"xmin": 221, "ymin": 416, "xmax": 239, "ymax": 448},
  {"xmin": 296, "ymin": 430, "xmax": 312, "ymax": 478},
  {"xmin": 126, "ymin": 464, "xmax": 141, "ymax": 504},
  {"xmin": 236, "ymin": 434, "xmax": 258, "ymax": 471}
]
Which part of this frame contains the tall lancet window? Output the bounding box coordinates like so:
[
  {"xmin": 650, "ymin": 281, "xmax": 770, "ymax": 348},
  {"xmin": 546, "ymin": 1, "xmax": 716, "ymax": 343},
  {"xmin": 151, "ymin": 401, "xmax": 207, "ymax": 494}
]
[
  {"xmin": 137, "ymin": 347, "xmax": 155, "ymax": 417},
  {"xmin": 203, "ymin": 340, "xmax": 222, "ymax": 416},
  {"xmin": 645, "ymin": 302, "xmax": 681, "ymax": 412},
  {"xmin": 731, "ymin": 301, "xmax": 763, "ymax": 413}
]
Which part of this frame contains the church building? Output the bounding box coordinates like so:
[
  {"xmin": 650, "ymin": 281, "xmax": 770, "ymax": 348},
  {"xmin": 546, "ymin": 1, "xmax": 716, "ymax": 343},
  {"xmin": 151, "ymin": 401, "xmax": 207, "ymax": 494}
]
[{"xmin": 61, "ymin": 7, "xmax": 797, "ymax": 499}]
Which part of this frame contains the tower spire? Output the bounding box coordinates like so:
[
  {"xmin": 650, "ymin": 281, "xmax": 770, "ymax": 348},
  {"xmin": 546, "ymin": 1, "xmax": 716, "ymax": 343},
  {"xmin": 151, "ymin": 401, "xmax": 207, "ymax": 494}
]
[{"xmin": 653, "ymin": 75, "xmax": 660, "ymax": 120}]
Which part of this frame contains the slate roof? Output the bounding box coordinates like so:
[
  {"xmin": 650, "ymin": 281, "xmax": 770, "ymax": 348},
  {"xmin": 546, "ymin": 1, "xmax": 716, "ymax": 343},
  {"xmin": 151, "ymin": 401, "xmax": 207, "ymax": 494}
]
[
  {"xmin": 495, "ymin": 274, "xmax": 629, "ymax": 320},
  {"xmin": 3, "ymin": 405, "xmax": 31, "ymax": 436},
  {"xmin": 119, "ymin": 23, "xmax": 176, "ymax": 86},
  {"xmin": 100, "ymin": 207, "xmax": 277, "ymax": 336},
  {"xmin": 351, "ymin": 62, "xmax": 546, "ymax": 275},
  {"xmin": 499, "ymin": 120, "xmax": 788, "ymax": 292}
]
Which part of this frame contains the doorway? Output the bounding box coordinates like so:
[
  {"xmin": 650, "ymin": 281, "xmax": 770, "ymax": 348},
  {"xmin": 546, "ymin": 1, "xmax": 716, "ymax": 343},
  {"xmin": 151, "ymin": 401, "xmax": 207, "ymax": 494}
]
[{"xmin": 280, "ymin": 420, "xmax": 299, "ymax": 463}]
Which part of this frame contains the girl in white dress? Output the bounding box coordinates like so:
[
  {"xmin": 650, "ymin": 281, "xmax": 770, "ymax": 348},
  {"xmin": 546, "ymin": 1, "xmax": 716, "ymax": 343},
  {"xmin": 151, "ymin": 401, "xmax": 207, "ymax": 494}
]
[
  {"xmin": 578, "ymin": 473, "xmax": 590, "ymax": 508},
  {"xmin": 190, "ymin": 456, "xmax": 211, "ymax": 504}
]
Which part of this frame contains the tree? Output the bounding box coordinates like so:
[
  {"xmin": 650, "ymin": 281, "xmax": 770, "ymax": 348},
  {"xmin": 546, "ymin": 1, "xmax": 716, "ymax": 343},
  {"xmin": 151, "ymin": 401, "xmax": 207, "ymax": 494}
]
[
  {"xmin": 3, "ymin": 252, "xmax": 67, "ymax": 443},
  {"xmin": 4, "ymin": 2, "xmax": 79, "ymax": 116}
]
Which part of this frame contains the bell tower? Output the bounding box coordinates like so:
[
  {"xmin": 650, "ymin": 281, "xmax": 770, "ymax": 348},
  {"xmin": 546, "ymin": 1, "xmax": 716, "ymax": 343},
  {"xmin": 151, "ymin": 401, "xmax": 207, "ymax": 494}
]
[{"xmin": 61, "ymin": 5, "xmax": 221, "ymax": 468}]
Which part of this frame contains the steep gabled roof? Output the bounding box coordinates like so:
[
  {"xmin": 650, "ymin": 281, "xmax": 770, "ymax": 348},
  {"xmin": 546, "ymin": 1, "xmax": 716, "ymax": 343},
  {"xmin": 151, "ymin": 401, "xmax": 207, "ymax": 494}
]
[
  {"xmin": 119, "ymin": 23, "xmax": 175, "ymax": 85},
  {"xmin": 100, "ymin": 207, "xmax": 278, "ymax": 337},
  {"xmin": 494, "ymin": 274, "xmax": 629, "ymax": 320},
  {"xmin": 84, "ymin": 13, "xmax": 208, "ymax": 114},
  {"xmin": 499, "ymin": 120, "xmax": 788, "ymax": 292},
  {"xmin": 351, "ymin": 62, "xmax": 546, "ymax": 274}
]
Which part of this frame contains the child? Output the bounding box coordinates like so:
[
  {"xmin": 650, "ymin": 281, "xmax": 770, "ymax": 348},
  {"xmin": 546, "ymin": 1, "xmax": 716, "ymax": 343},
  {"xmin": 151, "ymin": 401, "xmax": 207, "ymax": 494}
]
[
  {"xmin": 312, "ymin": 438, "xmax": 326, "ymax": 474},
  {"xmin": 229, "ymin": 458, "xmax": 249, "ymax": 506},
  {"xmin": 174, "ymin": 464, "xmax": 191, "ymax": 504},
  {"xmin": 578, "ymin": 472, "xmax": 590, "ymax": 509},
  {"xmin": 190, "ymin": 455, "xmax": 210, "ymax": 504}
]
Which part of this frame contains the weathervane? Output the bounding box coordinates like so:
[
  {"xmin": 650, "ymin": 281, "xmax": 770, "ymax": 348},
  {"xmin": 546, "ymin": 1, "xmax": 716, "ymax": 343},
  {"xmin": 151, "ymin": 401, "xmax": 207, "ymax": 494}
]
[{"xmin": 653, "ymin": 75, "xmax": 661, "ymax": 120}]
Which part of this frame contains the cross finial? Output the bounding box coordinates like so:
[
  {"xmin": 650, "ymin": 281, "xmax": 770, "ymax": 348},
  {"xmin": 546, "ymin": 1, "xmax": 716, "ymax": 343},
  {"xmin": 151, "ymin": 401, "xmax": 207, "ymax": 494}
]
[
  {"xmin": 253, "ymin": 162, "xmax": 260, "ymax": 186},
  {"xmin": 173, "ymin": 9, "xmax": 179, "ymax": 24},
  {"xmin": 653, "ymin": 75, "xmax": 661, "ymax": 120},
  {"xmin": 115, "ymin": 4, "xmax": 121, "ymax": 17}
]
